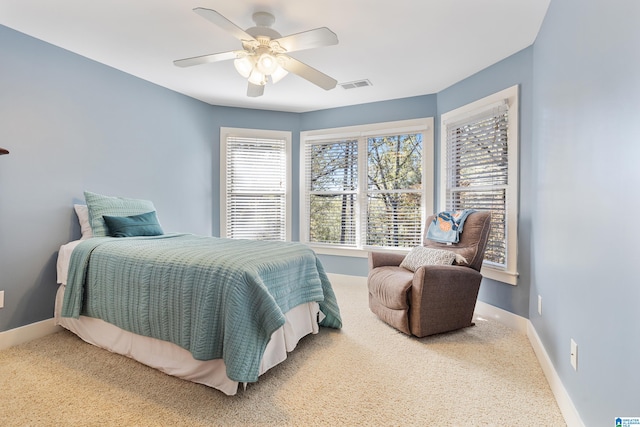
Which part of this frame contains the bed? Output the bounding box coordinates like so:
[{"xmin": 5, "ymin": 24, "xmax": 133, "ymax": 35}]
[{"xmin": 54, "ymin": 192, "xmax": 342, "ymax": 395}]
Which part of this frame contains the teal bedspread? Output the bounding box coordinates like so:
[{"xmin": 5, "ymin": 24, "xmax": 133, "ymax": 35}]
[{"xmin": 61, "ymin": 234, "xmax": 341, "ymax": 382}]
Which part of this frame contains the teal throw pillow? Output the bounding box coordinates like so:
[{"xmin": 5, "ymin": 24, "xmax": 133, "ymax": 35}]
[
  {"xmin": 103, "ymin": 211, "xmax": 164, "ymax": 237},
  {"xmin": 84, "ymin": 191, "xmax": 157, "ymax": 237}
]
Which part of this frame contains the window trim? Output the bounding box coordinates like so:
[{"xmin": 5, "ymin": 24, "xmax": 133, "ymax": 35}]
[
  {"xmin": 439, "ymin": 85, "xmax": 519, "ymax": 285},
  {"xmin": 220, "ymin": 127, "xmax": 292, "ymax": 241},
  {"xmin": 300, "ymin": 118, "xmax": 434, "ymax": 255}
]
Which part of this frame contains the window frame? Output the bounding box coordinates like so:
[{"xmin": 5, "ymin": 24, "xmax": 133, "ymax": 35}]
[
  {"xmin": 300, "ymin": 118, "xmax": 434, "ymax": 257},
  {"xmin": 439, "ymin": 85, "xmax": 519, "ymax": 285},
  {"xmin": 220, "ymin": 127, "xmax": 292, "ymax": 241}
]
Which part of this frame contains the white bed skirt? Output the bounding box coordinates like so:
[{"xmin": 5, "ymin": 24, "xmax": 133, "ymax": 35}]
[{"xmin": 54, "ymin": 285, "xmax": 321, "ymax": 395}]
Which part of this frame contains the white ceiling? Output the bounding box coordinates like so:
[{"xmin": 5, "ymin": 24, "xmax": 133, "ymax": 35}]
[{"xmin": 0, "ymin": 0, "xmax": 550, "ymax": 113}]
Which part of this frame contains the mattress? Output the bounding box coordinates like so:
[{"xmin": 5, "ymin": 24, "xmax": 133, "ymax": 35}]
[{"xmin": 55, "ymin": 239, "xmax": 323, "ymax": 395}]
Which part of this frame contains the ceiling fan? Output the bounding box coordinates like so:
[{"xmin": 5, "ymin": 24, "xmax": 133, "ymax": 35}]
[{"xmin": 174, "ymin": 8, "xmax": 339, "ymax": 97}]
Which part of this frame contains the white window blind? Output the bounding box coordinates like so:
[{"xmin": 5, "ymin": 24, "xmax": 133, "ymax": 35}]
[
  {"xmin": 223, "ymin": 134, "xmax": 288, "ymax": 241},
  {"xmin": 305, "ymin": 139, "xmax": 359, "ymax": 246},
  {"xmin": 301, "ymin": 118, "xmax": 433, "ymax": 251},
  {"xmin": 445, "ymin": 102, "xmax": 509, "ymax": 266},
  {"xmin": 366, "ymin": 133, "xmax": 423, "ymax": 248},
  {"xmin": 440, "ymin": 85, "xmax": 519, "ymax": 284}
]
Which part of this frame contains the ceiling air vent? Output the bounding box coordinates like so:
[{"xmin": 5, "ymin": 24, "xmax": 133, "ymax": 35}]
[{"xmin": 339, "ymin": 79, "xmax": 372, "ymax": 90}]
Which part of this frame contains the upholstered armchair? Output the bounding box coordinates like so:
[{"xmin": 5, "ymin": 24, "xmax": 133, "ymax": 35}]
[{"xmin": 367, "ymin": 211, "xmax": 492, "ymax": 337}]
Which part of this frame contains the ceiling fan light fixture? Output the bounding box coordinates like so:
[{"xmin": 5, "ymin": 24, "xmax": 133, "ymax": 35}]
[
  {"xmin": 256, "ymin": 53, "xmax": 278, "ymax": 75},
  {"xmin": 270, "ymin": 66, "xmax": 288, "ymax": 84},
  {"xmin": 248, "ymin": 69, "xmax": 266, "ymax": 86},
  {"xmin": 233, "ymin": 56, "xmax": 253, "ymax": 78}
]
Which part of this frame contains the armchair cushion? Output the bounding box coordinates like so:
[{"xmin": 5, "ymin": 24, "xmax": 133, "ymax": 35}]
[
  {"xmin": 399, "ymin": 246, "xmax": 456, "ymax": 272},
  {"xmin": 368, "ymin": 267, "xmax": 413, "ymax": 310},
  {"xmin": 368, "ymin": 266, "xmax": 414, "ymax": 335}
]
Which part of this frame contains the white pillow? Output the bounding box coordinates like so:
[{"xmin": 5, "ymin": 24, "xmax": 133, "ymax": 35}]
[
  {"xmin": 400, "ymin": 246, "xmax": 457, "ymax": 272},
  {"xmin": 74, "ymin": 204, "xmax": 93, "ymax": 239}
]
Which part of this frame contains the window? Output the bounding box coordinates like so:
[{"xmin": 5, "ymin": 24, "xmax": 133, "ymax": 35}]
[
  {"xmin": 440, "ymin": 86, "xmax": 519, "ymax": 284},
  {"xmin": 220, "ymin": 128, "xmax": 291, "ymax": 241},
  {"xmin": 301, "ymin": 118, "xmax": 434, "ymax": 253}
]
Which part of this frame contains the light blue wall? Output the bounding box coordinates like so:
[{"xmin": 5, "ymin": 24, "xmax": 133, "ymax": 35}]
[
  {"xmin": 530, "ymin": 0, "xmax": 640, "ymax": 424},
  {"xmin": 0, "ymin": 25, "xmax": 216, "ymax": 330},
  {"xmin": 300, "ymin": 94, "xmax": 437, "ymax": 131},
  {"xmin": 437, "ymin": 48, "xmax": 534, "ymax": 317}
]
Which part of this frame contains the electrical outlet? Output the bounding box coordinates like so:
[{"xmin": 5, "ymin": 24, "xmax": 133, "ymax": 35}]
[
  {"xmin": 538, "ymin": 295, "xmax": 542, "ymax": 315},
  {"xmin": 0, "ymin": 290, "xmax": 4, "ymax": 309},
  {"xmin": 570, "ymin": 339, "xmax": 578, "ymax": 371}
]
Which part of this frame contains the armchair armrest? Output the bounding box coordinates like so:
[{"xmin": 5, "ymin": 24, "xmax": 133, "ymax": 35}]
[
  {"xmin": 368, "ymin": 251, "xmax": 406, "ymax": 270},
  {"xmin": 413, "ymin": 264, "xmax": 482, "ymax": 288},
  {"xmin": 409, "ymin": 265, "xmax": 483, "ymax": 337}
]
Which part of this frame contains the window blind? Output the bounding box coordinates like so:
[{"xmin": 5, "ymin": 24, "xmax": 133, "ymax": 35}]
[
  {"xmin": 225, "ymin": 136, "xmax": 286, "ymax": 241},
  {"xmin": 301, "ymin": 118, "xmax": 433, "ymax": 251},
  {"xmin": 303, "ymin": 133, "xmax": 424, "ymax": 249},
  {"xmin": 444, "ymin": 103, "xmax": 509, "ymax": 267},
  {"xmin": 366, "ymin": 133, "xmax": 423, "ymax": 248},
  {"xmin": 305, "ymin": 139, "xmax": 358, "ymax": 246}
]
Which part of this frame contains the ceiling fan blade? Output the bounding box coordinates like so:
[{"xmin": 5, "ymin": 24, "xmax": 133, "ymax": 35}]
[
  {"xmin": 274, "ymin": 27, "xmax": 338, "ymax": 53},
  {"xmin": 173, "ymin": 51, "xmax": 238, "ymax": 68},
  {"xmin": 247, "ymin": 82, "xmax": 265, "ymax": 97},
  {"xmin": 279, "ymin": 56, "xmax": 337, "ymax": 90},
  {"xmin": 193, "ymin": 8, "xmax": 256, "ymax": 43}
]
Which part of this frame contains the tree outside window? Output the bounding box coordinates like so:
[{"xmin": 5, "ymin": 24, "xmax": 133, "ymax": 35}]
[{"xmin": 302, "ymin": 118, "xmax": 433, "ymax": 251}]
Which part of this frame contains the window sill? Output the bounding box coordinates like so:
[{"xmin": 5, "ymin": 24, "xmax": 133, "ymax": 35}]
[
  {"xmin": 481, "ymin": 266, "xmax": 518, "ymax": 286},
  {"xmin": 307, "ymin": 245, "xmax": 370, "ymax": 258},
  {"xmin": 308, "ymin": 244, "xmax": 518, "ymax": 285}
]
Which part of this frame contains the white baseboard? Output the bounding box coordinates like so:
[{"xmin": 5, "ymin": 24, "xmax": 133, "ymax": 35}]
[
  {"xmin": 527, "ymin": 322, "xmax": 585, "ymax": 427},
  {"xmin": 0, "ymin": 318, "xmax": 61, "ymax": 351},
  {"xmin": 327, "ymin": 272, "xmax": 367, "ymax": 286},
  {"xmin": 473, "ymin": 301, "xmax": 583, "ymax": 426},
  {"xmin": 474, "ymin": 300, "xmax": 529, "ymax": 333}
]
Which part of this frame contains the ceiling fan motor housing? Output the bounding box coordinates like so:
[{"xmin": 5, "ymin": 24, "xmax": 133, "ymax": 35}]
[{"xmin": 246, "ymin": 12, "xmax": 282, "ymax": 40}]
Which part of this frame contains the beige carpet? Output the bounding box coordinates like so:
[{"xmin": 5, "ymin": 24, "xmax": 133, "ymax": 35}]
[{"xmin": 0, "ymin": 279, "xmax": 565, "ymax": 426}]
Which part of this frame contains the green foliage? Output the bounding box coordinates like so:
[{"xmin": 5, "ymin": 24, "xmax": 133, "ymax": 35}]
[
  {"xmin": 308, "ymin": 133, "xmax": 424, "ymax": 248},
  {"xmin": 367, "ymin": 134, "xmax": 422, "ymax": 191}
]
